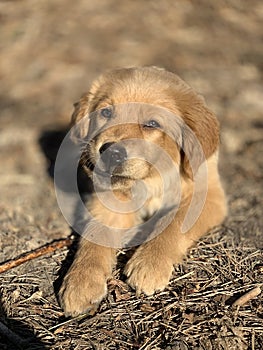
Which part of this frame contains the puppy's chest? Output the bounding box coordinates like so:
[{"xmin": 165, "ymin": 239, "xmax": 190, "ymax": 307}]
[
  {"xmin": 136, "ymin": 181, "xmax": 167, "ymax": 222},
  {"xmin": 138, "ymin": 195, "xmax": 163, "ymax": 222},
  {"xmin": 136, "ymin": 176, "xmax": 180, "ymax": 222}
]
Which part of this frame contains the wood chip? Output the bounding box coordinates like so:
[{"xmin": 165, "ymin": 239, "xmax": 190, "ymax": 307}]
[{"xmin": 232, "ymin": 286, "xmax": 261, "ymax": 307}]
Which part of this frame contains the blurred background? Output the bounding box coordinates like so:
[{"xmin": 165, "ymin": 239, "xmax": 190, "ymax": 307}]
[{"xmin": 0, "ymin": 0, "xmax": 262, "ymax": 257}]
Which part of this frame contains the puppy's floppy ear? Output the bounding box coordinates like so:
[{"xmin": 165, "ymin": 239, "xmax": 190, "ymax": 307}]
[
  {"xmin": 181, "ymin": 124, "xmax": 205, "ymax": 179},
  {"xmin": 70, "ymin": 93, "xmax": 91, "ymax": 142},
  {"xmin": 180, "ymin": 95, "xmax": 220, "ymax": 179},
  {"xmin": 69, "ymin": 74, "xmax": 109, "ymax": 142}
]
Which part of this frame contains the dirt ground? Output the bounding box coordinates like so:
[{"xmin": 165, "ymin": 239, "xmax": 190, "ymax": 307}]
[{"xmin": 0, "ymin": 0, "xmax": 262, "ymax": 349}]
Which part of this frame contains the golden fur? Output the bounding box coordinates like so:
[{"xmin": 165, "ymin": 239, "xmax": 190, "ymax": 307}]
[{"xmin": 59, "ymin": 67, "xmax": 227, "ymax": 316}]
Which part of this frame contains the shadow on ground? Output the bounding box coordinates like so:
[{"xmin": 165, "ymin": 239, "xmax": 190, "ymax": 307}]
[{"xmin": 0, "ymin": 301, "xmax": 46, "ymax": 350}]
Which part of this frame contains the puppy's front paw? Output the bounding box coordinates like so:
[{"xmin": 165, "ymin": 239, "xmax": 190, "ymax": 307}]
[
  {"xmin": 59, "ymin": 265, "xmax": 108, "ymax": 317},
  {"xmin": 124, "ymin": 248, "xmax": 174, "ymax": 295}
]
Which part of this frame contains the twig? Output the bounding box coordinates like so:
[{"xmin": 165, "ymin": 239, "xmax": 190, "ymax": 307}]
[
  {"xmin": 0, "ymin": 238, "xmax": 73, "ymax": 274},
  {"xmin": 232, "ymin": 286, "xmax": 261, "ymax": 307}
]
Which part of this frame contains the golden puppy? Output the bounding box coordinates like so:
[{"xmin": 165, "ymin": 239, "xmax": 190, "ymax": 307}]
[{"xmin": 59, "ymin": 67, "xmax": 227, "ymax": 316}]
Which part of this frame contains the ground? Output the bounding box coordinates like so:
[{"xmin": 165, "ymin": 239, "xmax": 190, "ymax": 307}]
[{"xmin": 0, "ymin": 0, "xmax": 262, "ymax": 349}]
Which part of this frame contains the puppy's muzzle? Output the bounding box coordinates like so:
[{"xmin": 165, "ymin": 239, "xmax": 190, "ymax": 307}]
[{"xmin": 99, "ymin": 142, "xmax": 127, "ymax": 172}]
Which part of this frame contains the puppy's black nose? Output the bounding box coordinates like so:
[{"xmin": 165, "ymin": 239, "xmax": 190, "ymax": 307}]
[{"xmin": 99, "ymin": 142, "xmax": 127, "ymax": 170}]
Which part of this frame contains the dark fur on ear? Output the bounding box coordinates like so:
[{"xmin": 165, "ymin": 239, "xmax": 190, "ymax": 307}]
[
  {"xmin": 69, "ymin": 73, "xmax": 112, "ymax": 141},
  {"xmin": 70, "ymin": 93, "xmax": 91, "ymax": 142}
]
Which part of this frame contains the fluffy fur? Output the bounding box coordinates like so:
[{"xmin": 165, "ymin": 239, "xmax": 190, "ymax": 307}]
[{"xmin": 59, "ymin": 67, "xmax": 227, "ymax": 316}]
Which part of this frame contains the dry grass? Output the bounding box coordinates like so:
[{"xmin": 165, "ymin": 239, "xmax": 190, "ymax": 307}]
[{"xmin": 0, "ymin": 227, "xmax": 262, "ymax": 349}]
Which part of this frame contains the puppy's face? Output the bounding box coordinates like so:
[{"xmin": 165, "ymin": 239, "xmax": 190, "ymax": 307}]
[
  {"xmin": 81, "ymin": 103, "xmax": 183, "ymax": 190},
  {"xmin": 72, "ymin": 67, "xmax": 219, "ymax": 190}
]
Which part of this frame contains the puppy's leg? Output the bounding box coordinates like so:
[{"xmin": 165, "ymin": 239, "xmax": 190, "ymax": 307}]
[
  {"xmin": 59, "ymin": 193, "xmax": 136, "ymax": 316},
  {"xmin": 59, "ymin": 240, "xmax": 115, "ymax": 317},
  {"xmin": 125, "ymin": 184, "xmax": 227, "ymax": 295}
]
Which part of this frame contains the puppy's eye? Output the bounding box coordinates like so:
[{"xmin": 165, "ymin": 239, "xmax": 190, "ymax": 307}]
[
  {"xmin": 143, "ymin": 120, "xmax": 161, "ymax": 129},
  {"xmin": 100, "ymin": 107, "xmax": 113, "ymax": 119}
]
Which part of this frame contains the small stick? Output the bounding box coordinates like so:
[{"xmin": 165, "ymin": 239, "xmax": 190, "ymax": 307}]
[
  {"xmin": 232, "ymin": 286, "xmax": 261, "ymax": 307},
  {"xmin": 0, "ymin": 238, "xmax": 73, "ymax": 274}
]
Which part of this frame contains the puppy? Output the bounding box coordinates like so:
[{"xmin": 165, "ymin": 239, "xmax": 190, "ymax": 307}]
[{"xmin": 59, "ymin": 67, "xmax": 227, "ymax": 316}]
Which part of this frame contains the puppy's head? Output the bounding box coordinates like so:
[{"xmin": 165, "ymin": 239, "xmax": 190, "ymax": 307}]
[{"xmin": 71, "ymin": 67, "xmax": 219, "ymax": 189}]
